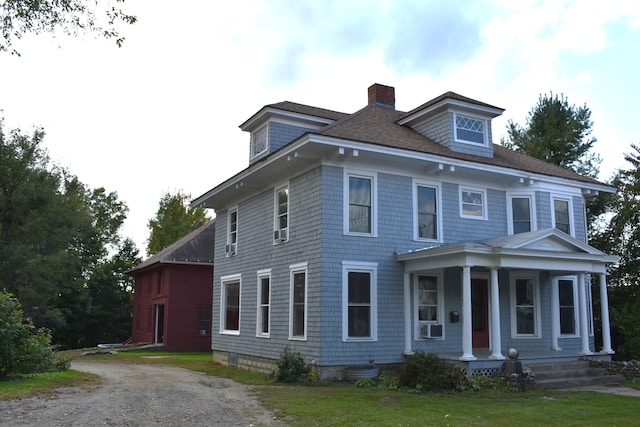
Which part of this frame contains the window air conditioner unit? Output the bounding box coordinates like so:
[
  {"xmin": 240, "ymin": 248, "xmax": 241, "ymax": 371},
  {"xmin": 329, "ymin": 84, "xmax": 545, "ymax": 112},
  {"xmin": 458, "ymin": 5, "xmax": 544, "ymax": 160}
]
[
  {"xmin": 274, "ymin": 228, "xmax": 288, "ymax": 241},
  {"xmin": 225, "ymin": 243, "xmax": 237, "ymax": 256},
  {"xmin": 420, "ymin": 323, "xmax": 443, "ymax": 339}
]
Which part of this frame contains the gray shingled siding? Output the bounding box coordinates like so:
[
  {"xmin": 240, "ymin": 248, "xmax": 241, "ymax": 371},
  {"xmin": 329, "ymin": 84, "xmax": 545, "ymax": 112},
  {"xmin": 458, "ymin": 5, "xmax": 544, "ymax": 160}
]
[
  {"xmin": 268, "ymin": 122, "xmax": 314, "ymax": 153},
  {"xmin": 212, "ymin": 163, "xmax": 596, "ymax": 369},
  {"xmin": 536, "ymin": 192, "xmax": 553, "ymax": 229},
  {"xmin": 413, "ymin": 112, "xmax": 451, "ymax": 149},
  {"xmin": 248, "ymin": 122, "xmax": 315, "ymax": 166},
  {"xmin": 573, "ymin": 195, "xmax": 587, "ymax": 243},
  {"xmin": 412, "ymin": 112, "xmax": 494, "ymax": 158},
  {"xmin": 441, "ymin": 183, "xmax": 508, "ymax": 243}
]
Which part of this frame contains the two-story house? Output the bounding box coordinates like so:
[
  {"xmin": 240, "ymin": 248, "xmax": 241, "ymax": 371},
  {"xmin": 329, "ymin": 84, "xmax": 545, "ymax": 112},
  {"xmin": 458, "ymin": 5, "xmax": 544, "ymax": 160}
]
[{"xmin": 192, "ymin": 84, "xmax": 617, "ymax": 378}]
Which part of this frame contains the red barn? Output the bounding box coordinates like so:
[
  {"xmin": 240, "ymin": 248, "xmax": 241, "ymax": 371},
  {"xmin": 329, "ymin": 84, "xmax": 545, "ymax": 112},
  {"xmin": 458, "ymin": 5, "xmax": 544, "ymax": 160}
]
[{"xmin": 128, "ymin": 220, "xmax": 215, "ymax": 351}]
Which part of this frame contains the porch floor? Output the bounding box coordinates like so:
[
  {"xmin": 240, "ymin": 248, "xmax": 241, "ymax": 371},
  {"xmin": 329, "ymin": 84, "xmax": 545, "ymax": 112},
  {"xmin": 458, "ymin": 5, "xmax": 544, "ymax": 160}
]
[{"xmin": 436, "ymin": 349, "xmax": 613, "ymax": 377}]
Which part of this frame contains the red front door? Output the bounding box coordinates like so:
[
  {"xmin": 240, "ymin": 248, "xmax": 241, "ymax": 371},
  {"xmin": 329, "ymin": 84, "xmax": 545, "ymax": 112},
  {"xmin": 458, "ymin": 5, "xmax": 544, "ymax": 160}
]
[{"xmin": 472, "ymin": 278, "xmax": 489, "ymax": 349}]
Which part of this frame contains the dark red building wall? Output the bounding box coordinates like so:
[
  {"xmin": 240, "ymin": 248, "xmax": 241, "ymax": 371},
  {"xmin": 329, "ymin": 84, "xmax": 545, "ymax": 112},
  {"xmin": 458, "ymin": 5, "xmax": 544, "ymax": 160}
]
[{"xmin": 131, "ymin": 263, "xmax": 213, "ymax": 351}]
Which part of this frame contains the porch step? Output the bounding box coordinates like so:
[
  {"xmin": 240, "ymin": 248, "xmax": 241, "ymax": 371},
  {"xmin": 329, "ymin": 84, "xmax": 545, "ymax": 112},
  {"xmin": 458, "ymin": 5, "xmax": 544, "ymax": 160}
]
[{"xmin": 528, "ymin": 361, "xmax": 625, "ymax": 389}]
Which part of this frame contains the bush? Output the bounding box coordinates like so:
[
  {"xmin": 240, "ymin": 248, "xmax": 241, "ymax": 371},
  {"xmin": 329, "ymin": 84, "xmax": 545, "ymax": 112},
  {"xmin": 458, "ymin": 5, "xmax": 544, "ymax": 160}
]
[
  {"xmin": 272, "ymin": 346, "xmax": 311, "ymax": 383},
  {"xmin": 397, "ymin": 351, "xmax": 476, "ymax": 392},
  {"xmin": 0, "ymin": 291, "xmax": 67, "ymax": 378}
]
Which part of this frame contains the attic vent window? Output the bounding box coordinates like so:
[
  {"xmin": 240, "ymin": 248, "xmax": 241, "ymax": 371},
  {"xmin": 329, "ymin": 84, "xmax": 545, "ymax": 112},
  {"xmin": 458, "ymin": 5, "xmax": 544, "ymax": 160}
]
[
  {"xmin": 251, "ymin": 124, "xmax": 268, "ymax": 158},
  {"xmin": 455, "ymin": 114, "xmax": 485, "ymax": 145}
]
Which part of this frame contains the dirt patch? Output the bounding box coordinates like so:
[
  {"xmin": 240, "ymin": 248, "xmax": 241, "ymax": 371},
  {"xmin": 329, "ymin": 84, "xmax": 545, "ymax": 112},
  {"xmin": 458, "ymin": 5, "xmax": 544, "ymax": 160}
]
[{"xmin": 0, "ymin": 359, "xmax": 286, "ymax": 426}]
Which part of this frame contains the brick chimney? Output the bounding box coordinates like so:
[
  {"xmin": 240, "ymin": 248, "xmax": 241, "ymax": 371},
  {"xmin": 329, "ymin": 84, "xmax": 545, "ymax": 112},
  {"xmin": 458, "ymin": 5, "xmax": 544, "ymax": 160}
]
[{"xmin": 368, "ymin": 83, "xmax": 395, "ymax": 109}]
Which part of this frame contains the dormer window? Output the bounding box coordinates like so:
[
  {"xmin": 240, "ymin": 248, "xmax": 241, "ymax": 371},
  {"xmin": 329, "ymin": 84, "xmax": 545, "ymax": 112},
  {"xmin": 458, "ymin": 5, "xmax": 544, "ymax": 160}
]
[
  {"xmin": 251, "ymin": 124, "xmax": 268, "ymax": 158},
  {"xmin": 455, "ymin": 114, "xmax": 486, "ymax": 145}
]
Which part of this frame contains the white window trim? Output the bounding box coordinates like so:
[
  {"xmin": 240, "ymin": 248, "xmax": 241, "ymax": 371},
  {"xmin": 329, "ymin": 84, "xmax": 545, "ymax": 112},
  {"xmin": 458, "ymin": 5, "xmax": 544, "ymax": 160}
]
[
  {"xmin": 289, "ymin": 262, "xmax": 308, "ymax": 341},
  {"xmin": 413, "ymin": 179, "xmax": 443, "ymax": 242},
  {"xmin": 509, "ymin": 272, "xmax": 541, "ymax": 339},
  {"xmin": 220, "ymin": 273, "xmax": 241, "ymax": 336},
  {"xmin": 273, "ymin": 184, "xmax": 289, "ymax": 244},
  {"xmin": 344, "ymin": 169, "xmax": 378, "ymax": 237},
  {"xmin": 551, "ymin": 195, "xmax": 575, "ymax": 237},
  {"xmin": 256, "ymin": 269, "xmax": 271, "ymax": 338},
  {"xmin": 506, "ymin": 193, "xmax": 537, "ymax": 235},
  {"xmin": 413, "ymin": 271, "xmax": 444, "ymax": 340},
  {"xmin": 250, "ymin": 123, "xmax": 269, "ymax": 159},
  {"xmin": 552, "ymin": 276, "xmax": 579, "ymax": 338},
  {"xmin": 226, "ymin": 207, "xmax": 238, "ymax": 257},
  {"xmin": 459, "ymin": 186, "xmax": 488, "ymax": 220},
  {"xmin": 453, "ymin": 112, "xmax": 488, "ymax": 147},
  {"xmin": 342, "ymin": 261, "xmax": 378, "ymax": 342}
]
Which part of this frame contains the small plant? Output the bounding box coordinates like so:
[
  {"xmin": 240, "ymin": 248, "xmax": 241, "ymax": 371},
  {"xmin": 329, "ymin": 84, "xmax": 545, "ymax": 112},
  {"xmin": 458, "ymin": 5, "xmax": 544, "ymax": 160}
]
[
  {"xmin": 272, "ymin": 346, "xmax": 311, "ymax": 383},
  {"xmin": 397, "ymin": 351, "xmax": 475, "ymax": 393}
]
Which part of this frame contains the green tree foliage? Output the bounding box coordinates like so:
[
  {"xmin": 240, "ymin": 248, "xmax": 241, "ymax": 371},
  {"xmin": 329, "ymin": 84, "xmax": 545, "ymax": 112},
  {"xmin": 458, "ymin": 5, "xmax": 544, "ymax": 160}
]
[
  {"xmin": 590, "ymin": 144, "xmax": 640, "ymax": 359},
  {"xmin": 0, "ymin": 291, "xmax": 69, "ymax": 378},
  {"xmin": 0, "ymin": 0, "xmax": 137, "ymax": 55},
  {"xmin": 146, "ymin": 190, "xmax": 210, "ymax": 256},
  {"xmin": 0, "ymin": 118, "xmax": 140, "ymax": 349},
  {"xmin": 503, "ymin": 92, "xmax": 602, "ymax": 179}
]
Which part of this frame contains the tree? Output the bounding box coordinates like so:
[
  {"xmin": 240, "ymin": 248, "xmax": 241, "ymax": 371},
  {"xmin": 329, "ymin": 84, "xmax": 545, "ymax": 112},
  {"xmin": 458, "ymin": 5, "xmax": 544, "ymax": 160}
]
[
  {"xmin": 503, "ymin": 92, "xmax": 602, "ymax": 179},
  {"xmin": 0, "ymin": 0, "xmax": 137, "ymax": 55},
  {"xmin": 147, "ymin": 190, "xmax": 210, "ymax": 256},
  {"xmin": 590, "ymin": 144, "xmax": 640, "ymax": 359},
  {"xmin": 0, "ymin": 117, "xmax": 139, "ymax": 348}
]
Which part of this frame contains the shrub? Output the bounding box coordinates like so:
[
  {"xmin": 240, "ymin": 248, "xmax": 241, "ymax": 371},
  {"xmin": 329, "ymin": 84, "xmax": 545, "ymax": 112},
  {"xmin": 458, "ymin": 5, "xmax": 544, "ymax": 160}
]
[
  {"xmin": 397, "ymin": 351, "xmax": 475, "ymax": 392},
  {"xmin": 272, "ymin": 346, "xmax": 311, "ymax": 383},
  {"xmin": 0, "ymin": 291, "xmax": 67, "ymax": 378}
]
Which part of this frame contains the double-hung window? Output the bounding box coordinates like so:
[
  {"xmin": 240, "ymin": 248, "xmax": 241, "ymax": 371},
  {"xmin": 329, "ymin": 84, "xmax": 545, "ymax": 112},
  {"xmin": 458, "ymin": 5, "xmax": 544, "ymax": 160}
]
[
  {"xmin": 251, "ymin": 124, "xmax": 268, "ymax": 159},
  {"xmin": 415, "ymin": 181, "xmax": 440, "ymax": 241},
  {"xmin": 455, "ymin": 114, "xmax": 486, "ymax": 145},
  {"xmin": 415, "ymin": 274, "xmax": 443, "ymax": 339},
  {"xmin": 220, "ymin": 274, "xmax": 241, "ymax": 335},
  {"xmin": 460, "ymin": 187, "xmax": 487, "ymax": 220},
  {"xmin": 256, "ymin": 270, "xmax": 271, "ymax": 337},
  {"xmin": 556, "ymin": 277, "xmax": 578, "ymax": 336},
  {"xmin": 226, "ymin": 207, "xmax": 238, "ymax": 256},
  {"xmin": 508, "ymin": 194, "xmax": 535, "ymax": 234},
  {"xmin": 510, "ymin": 273, "xmax": 540, "ymax": 337},
  {"xmin": 289, "ymin": 263, "xmax": 308, "ymax": 340},
  {"xmin": 553, "ymin": 197, "xmax": 571, "ymax": 235},
  {"xmin": 345, "ymin": 171, "xmax": 377, "ymax": 235},
  {"xmin": 342, "ymin": 261, "xmax": 377, "ymax": 341},
  {"xmin": 274, "ymin": 185, "xmax": 289, "ymax": 243}
]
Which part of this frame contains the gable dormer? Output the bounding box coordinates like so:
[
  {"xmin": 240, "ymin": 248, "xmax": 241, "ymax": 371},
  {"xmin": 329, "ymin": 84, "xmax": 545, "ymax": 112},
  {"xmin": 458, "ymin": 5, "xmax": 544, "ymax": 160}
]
[
  {"xmin": 240, "ymin": 101, "xmax": 348, "ymax": 165},
  {"xmin": 397, "ymin": 92, "xmax": 504, "ymax": 158}
]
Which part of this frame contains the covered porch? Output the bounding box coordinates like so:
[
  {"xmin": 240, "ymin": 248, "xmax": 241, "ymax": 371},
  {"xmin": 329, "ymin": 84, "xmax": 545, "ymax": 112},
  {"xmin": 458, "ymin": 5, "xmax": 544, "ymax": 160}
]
[{"xmin": 397, "ymin": 228, "xmax": 618, "ymax": 369}]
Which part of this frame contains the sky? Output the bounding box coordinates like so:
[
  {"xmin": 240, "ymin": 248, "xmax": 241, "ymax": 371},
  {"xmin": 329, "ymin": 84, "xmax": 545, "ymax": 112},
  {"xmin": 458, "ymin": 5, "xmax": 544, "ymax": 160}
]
[{"xmin": 1, "ymin": 0, "xmax": 639, "ymax": 257}]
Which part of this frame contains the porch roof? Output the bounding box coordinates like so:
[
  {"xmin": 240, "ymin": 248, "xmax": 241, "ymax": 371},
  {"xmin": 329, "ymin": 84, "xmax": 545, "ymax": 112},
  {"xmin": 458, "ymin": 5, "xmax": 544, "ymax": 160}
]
[{"xmin": 396, "ymin": 228, "xmax": 619, "ymax": 274}]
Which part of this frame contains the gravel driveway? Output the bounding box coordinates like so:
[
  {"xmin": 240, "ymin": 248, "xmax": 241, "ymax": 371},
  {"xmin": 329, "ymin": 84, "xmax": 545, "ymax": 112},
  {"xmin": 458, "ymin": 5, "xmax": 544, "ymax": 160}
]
[{"xmin": 0, "ymin": 359, "xmax": 286, "ymax": 427}]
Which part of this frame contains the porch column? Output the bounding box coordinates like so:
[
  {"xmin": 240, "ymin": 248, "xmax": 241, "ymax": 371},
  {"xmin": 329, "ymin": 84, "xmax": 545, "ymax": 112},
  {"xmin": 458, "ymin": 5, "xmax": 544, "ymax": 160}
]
[
  {"xmin": 551, "ymin": 279, "xmax": 561, "ymax": 351},
  {"xmin": 599, "ymin": 273, "xmax": 614, "ymax": 354},
  {"xmin": 403, "ymin": 272, "xmax": 413, "ymax": 355},
  {"xmin": 578, "ymin": 272, "xmax": 592, "ymax": 355},
  {"xmin": 460, "ymin": 266, "xmax": 476, "ymax": 361},
  {"xmin": 489, "ymin": 267, "xmax": 504, "ymax": 360}
]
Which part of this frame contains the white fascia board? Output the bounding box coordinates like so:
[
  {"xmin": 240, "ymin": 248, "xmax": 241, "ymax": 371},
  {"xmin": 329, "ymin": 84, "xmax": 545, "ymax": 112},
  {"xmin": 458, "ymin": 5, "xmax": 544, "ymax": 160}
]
[{"xmin": 398, "ymin": 99, "xmax": 504, "ymax": 127}]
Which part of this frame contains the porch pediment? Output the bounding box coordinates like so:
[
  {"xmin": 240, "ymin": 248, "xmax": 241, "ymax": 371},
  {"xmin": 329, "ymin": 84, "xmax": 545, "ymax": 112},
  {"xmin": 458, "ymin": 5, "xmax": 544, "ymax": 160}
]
[{"xmin": 397, "ymin": 228, "xmax": 618, "ymax": 274}]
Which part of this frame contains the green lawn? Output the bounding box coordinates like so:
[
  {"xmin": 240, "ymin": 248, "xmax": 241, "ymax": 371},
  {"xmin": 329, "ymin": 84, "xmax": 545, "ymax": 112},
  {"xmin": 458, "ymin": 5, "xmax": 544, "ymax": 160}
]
[{"xmin": 3, "ymin": 350, "xmax": 639, "ymax": 427}]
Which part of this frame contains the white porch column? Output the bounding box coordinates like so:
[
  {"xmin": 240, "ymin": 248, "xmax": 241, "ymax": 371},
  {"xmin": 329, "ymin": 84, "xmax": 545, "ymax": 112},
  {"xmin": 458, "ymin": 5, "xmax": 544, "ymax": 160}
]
[
  {"xmin": 578, "ymin": 272, "xmax": 592, "ymax": 355},
  {"xmin": 489, "ymin": 267, "xmax": 504, "ymax": 360},
  {"xmin": 460, "ymin": 266, "xmax": 476, "ymax": 361},
  {"xmin": 403, "ymin": 272, "xmax": 413, "ymax": 355},
  {"xmin": 551, "ymin": 278, "xmax": 561, "ymax": 351},
  {"xmin": 599, "ymin": 273, "xmax": 614, "ymax": 354}
]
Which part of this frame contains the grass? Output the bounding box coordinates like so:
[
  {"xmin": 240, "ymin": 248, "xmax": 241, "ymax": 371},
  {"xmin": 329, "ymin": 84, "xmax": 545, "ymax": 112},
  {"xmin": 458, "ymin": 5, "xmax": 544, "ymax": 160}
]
[
  {"xmin": 0, "ymin": 369, "xmax": 100, "ymax": 400},
  {"xmin": 3, "ymin": 349, "xmax": 640, "ymax": 426}
]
